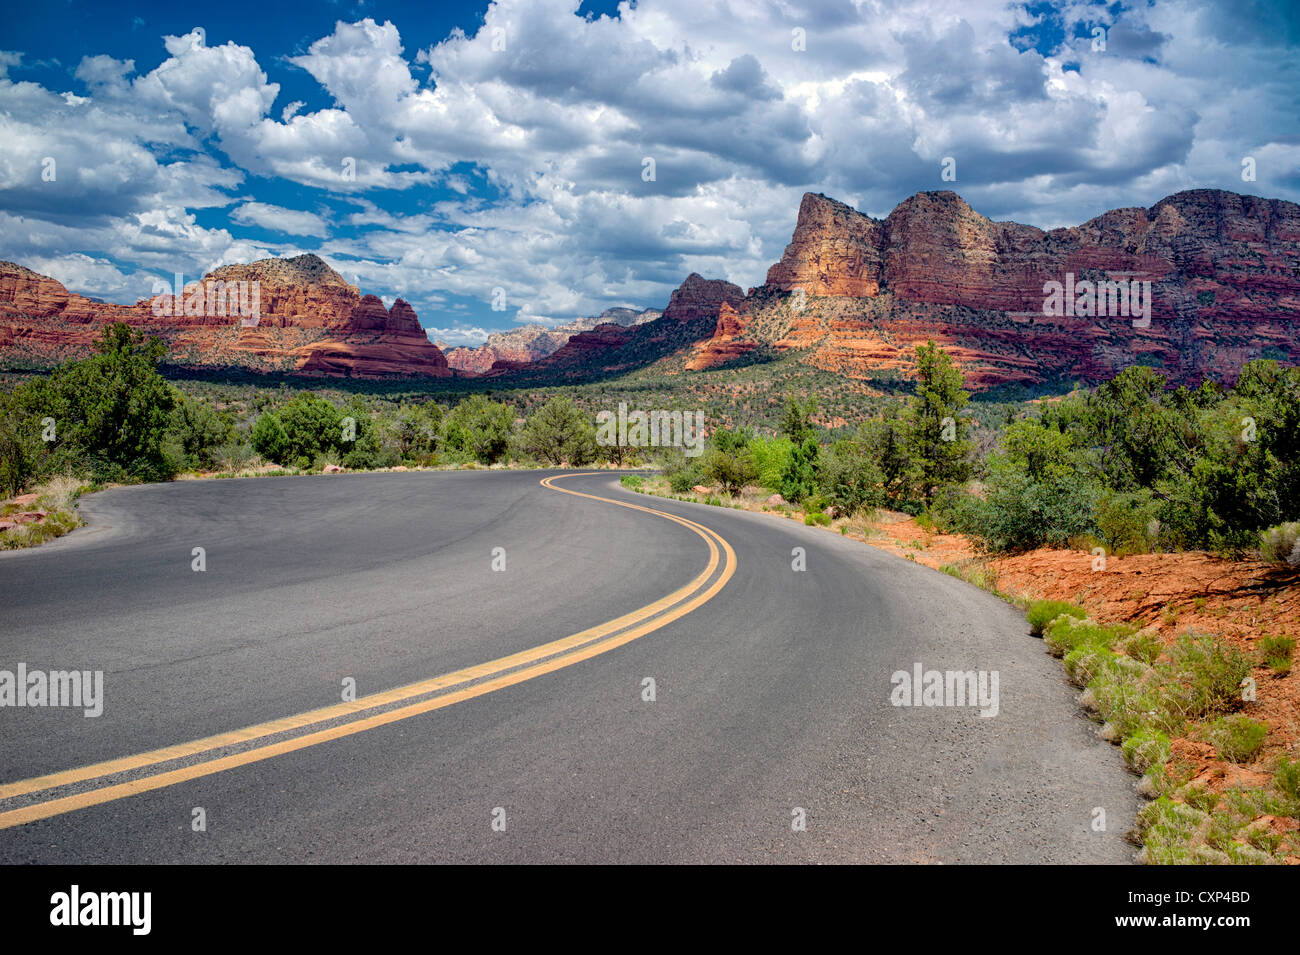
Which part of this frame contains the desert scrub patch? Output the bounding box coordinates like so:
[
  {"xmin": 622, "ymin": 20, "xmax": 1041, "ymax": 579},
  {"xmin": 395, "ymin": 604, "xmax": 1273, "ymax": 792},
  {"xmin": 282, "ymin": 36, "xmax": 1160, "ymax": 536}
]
[
  {"xmin": 1204, "ymin": 715, "xmax": 1269, "ymax": 763},
  {"xmin": 1138, "ymin": 758, "xmax": 1196, "ymax": 799},
  {"xmin": 1274, "ymin": 758, "xmax": 1300, "ymax": 803},
  {"xmin": 1259, "ymin": 521, "xmax": 1300, "ymax": 565},
  {"xmin": 1026, "ymin": 599, "xmax": 1086, "ymax": 637},
  {"xmin": 0, "ymin": 475, "xmax": 88, "ymax": 551},
  {"xmin": 1122, "ymin": 729, "xmax": 1172, "ymax": 774},
  {"xmin": 1088, "ymin": 667, "xmax": 1181, "ymax": 740},
  {"xmin": 1135, "ymin": 798, "xmax": 1212, "ymax": 865},
  {"xmin": 1121, "ymin": 631, "xmax": 1164, "ymax": 667},
  {"xmin": 1044, "ymin": 617, "xmax": 1130, "ymax": 658},
  {"xmin": 1257, "ymin": 635, "xmax": 1295, "ymax": 675},
  {"xmin": 0, "ymin": 509, "xmax": 82, "ymax": 550},
  {"xmin": 939, "ymin": 559, "xmax": 999, "ymax": 593},
  {"xmin": 1063, "ymin": 644, "xmax": 1120, "ymax": 687},
  {"xmin": 1161, "ymin": 632, "xmax": 1252, "ymax": 722},
  {"xmin": 619, "ymin": 474, "xmax": 644, "ymax": 490}
]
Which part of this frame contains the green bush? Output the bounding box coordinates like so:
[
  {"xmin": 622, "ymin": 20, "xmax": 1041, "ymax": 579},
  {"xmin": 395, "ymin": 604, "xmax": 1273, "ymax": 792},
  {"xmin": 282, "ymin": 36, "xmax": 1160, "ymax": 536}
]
[
  {"xmin": 1, "ymin": 324, "xmax": 178, "ymax": 485},
  {"xmin": 443, "ymin": 395, "xmax": 515, "ymax": 464},
  {"xmin": 250, "ymin": 413, "xmax": 289, "ymax": 465},
  {"xmin": 1123, "ymin": 729, "xmax": 1172, "ymax": 773},
  {"xmin": 748, "ymin": 436, "xmax": 794, "ymax": 491},
  {"xmin": 278, "ymin": 392, "xmax": 345, "ymax": 467},
  {"xmin": 819, "ymin": 438, "xmax": 883, "ymax": 517},
  {"xmin": 1259, "ymin": 522, "xmax": 1300, "ymax": 566},
  {"xmin": 705, "ymin": 446, "xmax": 758, "ymax": 495},
  {"xmin": 1162, "ymin": 632, "xmax": 1252, "ymax": 721},
  {"xmin": 167, "ymin": 392, "xmax": 238, "ymax": 471},
  {"xmin": 1274, "ymin": 758, "xmax": 1300, "ymax": 800},
  {"xmin": 661, "ymin": 447, "xmax": 705, "ymax": 493},
  {"xmin": 963, "ymin": 456, "xmax": 1098, "ymax": 553},
  {"xmin": 1205, "ymin": 715, "xmax": 1268, "ymax": 763},
  {"xmin": 1258, "ymin": 635, "xmax": 1295, "ymax": 674},
  {"xmin": 519, "ymin": 395, "xmax": 596, "ymax": 465},
  {"xmin": 1095, "ymin": 488, "xmax": 1162, "ymax": 554},
  {"xmin": 1121, "ymin": 631, "xmax": 1165, "ymax": 667},
  {"xmin": 1026, "ymin": 599, "xmax": 1086, "ymax": 637}
]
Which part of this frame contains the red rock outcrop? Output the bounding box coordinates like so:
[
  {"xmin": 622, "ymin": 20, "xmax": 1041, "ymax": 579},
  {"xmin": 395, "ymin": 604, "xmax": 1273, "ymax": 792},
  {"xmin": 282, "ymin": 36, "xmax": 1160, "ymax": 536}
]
[
  {"xmin": 766, "ymin": 193, "xmax": 884, "ymax": 296},
  {"xmin": 660, "ymin": 273, "xmax": 745, "ymax": 323},
  {"xmin": 0, "ymin": 254, "xmax": 452, "ymax": 378},
  {"xmin": 689, "ymin": 188, "xmax": 1300, "ymax": 388},
  {"xmin": 0, "ymin": 262, "xmax": 70, "ymax": 318},
  {"xmin": 686, "ymin": 302, "xmax": 757, "ymax": 370},
  {"xmin": 443, "ymin": 307, "xmax": 660, "ymax": 374}
]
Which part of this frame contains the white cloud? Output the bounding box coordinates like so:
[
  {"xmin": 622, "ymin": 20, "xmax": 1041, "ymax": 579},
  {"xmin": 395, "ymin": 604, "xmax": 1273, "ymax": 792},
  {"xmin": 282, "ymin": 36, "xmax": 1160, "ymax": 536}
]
[
  {"xmin": 231, "ymin": 201, "xmax": 331, "ymax": 237},
  {"xmin": 424, "ymin": 325, "xmax": 491, "ymax": 347},
  {"xmin": 0, "ymin": 0, "xmax": 1296, "ymax": 320}
]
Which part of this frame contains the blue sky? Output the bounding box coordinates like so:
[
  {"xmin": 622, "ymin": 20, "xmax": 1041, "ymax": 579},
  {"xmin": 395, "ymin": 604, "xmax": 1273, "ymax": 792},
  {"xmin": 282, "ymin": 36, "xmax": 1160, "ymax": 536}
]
[{"xmin": 2, "ymin": 0, "xmax": 1297, "ymax": 346}]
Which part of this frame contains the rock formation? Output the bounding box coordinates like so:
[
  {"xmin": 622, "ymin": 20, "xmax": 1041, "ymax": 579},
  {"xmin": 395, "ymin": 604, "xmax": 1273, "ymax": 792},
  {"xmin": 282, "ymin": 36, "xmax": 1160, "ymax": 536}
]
[
  {"xmin": 0, "ymin": 254, "xmax": 451, "ymax": 378},
  {"xmin": 443, "ymin": 306, "xmax": 660, "ymax": 373},
  {"xmin": 690, "ymin": 189, "xmax": 1300, "ymax": 388}
]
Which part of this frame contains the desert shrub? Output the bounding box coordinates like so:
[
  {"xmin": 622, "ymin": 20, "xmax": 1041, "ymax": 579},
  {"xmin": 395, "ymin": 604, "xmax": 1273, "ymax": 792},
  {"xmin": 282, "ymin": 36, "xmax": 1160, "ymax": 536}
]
[
  {"xmin": 1259, "ymin": 522, "xmax": 1300, "ymax": 566},
  {"xmin": 661, "ymin": 447, "xmax": 705, "ymax": 493},
  {"xmin": 250, "ymin": 413, "xmax": 290, "ymax": 464},
  {"xmin": 1121, "ymin": 631, "xmax": 1165, "ymax": 667},
  {"xmin": 819, "ymin": 438, "xmax": 883, "ymax": 517},
  {"xmin": 705, "ymin": 446, "xmax": 758, "ymax": 495},
  {"xmin": 748, "ymin": 435, "xmax": 794, "ymax": 491},
  {"xmin": 2, "ymin": 324, "xmax": 178, "ymax": 485},
  {"xmin": 443, "ymin": 395, "xmax": 515, "ymax": 465},
  {"xmin": 519, "ymin": 395, "xmax": 597, "ymax": 465},
  {"xmin": 1162, "ymin": 632, "xmax": 1252, "ymax": 721},
  {"xmin": 277, "ymin": 392, "xmax": 345, "ymax": 467},
  {"xmin": 1258, "ymin": 635, "xmax": 1295, "ymax": 674},
  {"xmin": 1123, "ymin": 729, "xmax": 1172, "ymax": 773},
  {"xmin": 166, "ymin": 393, "xmax": 239, "ymax": 471},
  {"xmin": 1205, "ymin": 715, "xmax": 1269, "ymax": 763},
  {"xmin": 1026, "ymin": 599, "xmax": 1086, "ymax": 637},
  {"xmin": 1095, "ymin": 488, "xmax": 1162, "ymax": 555},
  {"xmin": 962, "ymin": 456, "xmax": 1098, "ymax": 553},
  {"xmin": 1274, "ymin": 758, "xmax": 1300, "ymax": 801}
]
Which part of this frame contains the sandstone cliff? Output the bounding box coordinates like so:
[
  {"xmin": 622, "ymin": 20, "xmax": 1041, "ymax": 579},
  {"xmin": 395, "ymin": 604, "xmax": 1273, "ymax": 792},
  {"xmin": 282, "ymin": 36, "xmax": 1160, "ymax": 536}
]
[
  {"xmin": 0, "ymin": 254, "xmax": 451, "ymax": 378},
  {"xmin": 693, "ymin": 189, "xmax": 1300, "ymax": 388}
]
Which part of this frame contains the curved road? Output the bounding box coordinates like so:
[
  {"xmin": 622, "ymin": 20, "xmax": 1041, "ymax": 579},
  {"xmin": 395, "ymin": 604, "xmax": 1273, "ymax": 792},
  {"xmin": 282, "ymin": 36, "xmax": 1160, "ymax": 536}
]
[{"xmin": 0, "ymin": 470, "xmax": 1138, "ymax": 863}]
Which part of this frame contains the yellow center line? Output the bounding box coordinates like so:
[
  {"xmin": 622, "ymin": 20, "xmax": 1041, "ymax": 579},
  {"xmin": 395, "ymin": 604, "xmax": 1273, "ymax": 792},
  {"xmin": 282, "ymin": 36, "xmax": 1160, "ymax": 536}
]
[{"xmin": 0, "ymin": 472, "xmax": 737, "ymax": 829}]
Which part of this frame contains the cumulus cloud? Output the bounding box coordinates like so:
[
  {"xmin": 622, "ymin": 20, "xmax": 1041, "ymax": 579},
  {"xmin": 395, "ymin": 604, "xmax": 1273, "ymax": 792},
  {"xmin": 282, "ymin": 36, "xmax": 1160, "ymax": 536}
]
[
  {"xmin": 231, "ymin": 201, "xmax": 331, "ymax": 237},
  {"xmin": 424, "ymin": 325, "xmax": 492, "ymax": 347},
  {"xmin": 1, "ymin": 0, "xmax": 1297, "ymax": 322}
]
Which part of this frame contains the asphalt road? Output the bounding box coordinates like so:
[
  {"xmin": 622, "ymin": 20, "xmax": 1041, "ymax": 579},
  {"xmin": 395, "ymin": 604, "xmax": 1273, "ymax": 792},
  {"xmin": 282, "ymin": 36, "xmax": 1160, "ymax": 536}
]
[{"xmin": 0, "ymin": 470, "xmax": 1139, "ymax": 863}]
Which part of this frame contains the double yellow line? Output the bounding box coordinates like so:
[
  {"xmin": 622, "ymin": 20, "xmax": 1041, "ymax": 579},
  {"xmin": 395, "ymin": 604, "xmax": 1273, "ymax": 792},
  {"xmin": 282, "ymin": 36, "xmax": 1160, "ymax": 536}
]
[{"xmin": 0, "ymin": 472, "xmax": 736, "ymax": 830}]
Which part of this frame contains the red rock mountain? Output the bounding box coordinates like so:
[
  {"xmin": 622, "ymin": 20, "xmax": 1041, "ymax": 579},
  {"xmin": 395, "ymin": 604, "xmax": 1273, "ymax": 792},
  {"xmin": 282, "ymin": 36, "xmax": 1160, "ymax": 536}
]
[
  {"xmin": 3, "ymin": 189, "xmax": 1296, "ymax": 388},
  {"xmin": 0, "ymin": 255, "xmax": 451, "ymax": 378},
  {"xmin": 688, "ymin": 189, "xmax": 1300, "ymax": 388},
  {"xmin": 442, "ymin": 306, "xmax": 661, "ymax": 373},
  {"xmin": 487, "ymin": 274, "xmax": 744, "ymax": 379}
]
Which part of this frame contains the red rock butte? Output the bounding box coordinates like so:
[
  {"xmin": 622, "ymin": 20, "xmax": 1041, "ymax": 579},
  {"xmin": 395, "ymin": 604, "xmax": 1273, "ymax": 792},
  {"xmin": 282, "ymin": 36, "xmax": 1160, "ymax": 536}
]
[
  {"xmin": 689, "ymin": 188, "xmax": 1300, "ymax": 388},
  {"xmin": 0, "ymin": 254, "xmax": 451, "ymax": 378}
]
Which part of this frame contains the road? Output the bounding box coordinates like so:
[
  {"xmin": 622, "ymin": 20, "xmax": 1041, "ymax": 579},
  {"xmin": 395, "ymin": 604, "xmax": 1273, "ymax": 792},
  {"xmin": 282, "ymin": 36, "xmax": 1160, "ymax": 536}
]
[{"xmin": 0, "ymin": 470, "xmax": 1138, "ymax": 863}]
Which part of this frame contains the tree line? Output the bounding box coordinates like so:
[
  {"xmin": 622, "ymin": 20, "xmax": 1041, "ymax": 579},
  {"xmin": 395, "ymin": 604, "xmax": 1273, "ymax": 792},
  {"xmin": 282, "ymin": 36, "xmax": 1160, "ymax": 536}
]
[{"xmin": 2, "ymin": 324, "xmax": 1296, "ymax": 562}]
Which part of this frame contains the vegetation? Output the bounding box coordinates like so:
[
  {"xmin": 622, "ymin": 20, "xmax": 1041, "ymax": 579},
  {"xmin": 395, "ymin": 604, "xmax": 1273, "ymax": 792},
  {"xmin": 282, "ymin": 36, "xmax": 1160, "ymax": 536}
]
[{"xmin": 5, "ymin": 332, "xmax": 1295, "ymax": 569}]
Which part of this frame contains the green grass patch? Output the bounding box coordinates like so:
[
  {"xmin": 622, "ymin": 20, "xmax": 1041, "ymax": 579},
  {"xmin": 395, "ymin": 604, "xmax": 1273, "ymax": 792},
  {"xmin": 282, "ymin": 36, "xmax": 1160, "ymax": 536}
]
[
  {"xmin": 1204, "ymin": 715, "xmax": 1269, "ymax": 763},
  {"xmin": 1026, "ymin": 599, "xmax": 1086, "ymax": 637}
]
